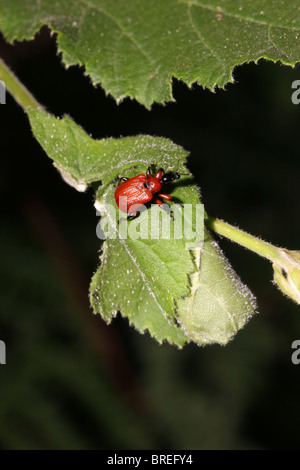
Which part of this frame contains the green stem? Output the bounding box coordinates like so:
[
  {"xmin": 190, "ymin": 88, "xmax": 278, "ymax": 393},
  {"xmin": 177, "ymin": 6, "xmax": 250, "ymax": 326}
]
[
  {"xmin": 0, "ymin": 57, "xmax": 43, "ymax": 110},
  {"xmin": 206, "ymin": 216, "xmax": 284, "ymax": 264},
  {"xmin": 206, "ymin": 216, "xmax": 300, "ymax": 304},
  {"xmin": 206, "ymin": 215, "xmax": 300, "ymax": 305}
]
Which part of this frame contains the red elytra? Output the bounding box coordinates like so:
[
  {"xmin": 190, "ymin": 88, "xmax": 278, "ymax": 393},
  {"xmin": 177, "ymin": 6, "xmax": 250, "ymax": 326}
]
[{"xmin": 115, "ymin": 166, "xmax": 182, "ymax": 216}]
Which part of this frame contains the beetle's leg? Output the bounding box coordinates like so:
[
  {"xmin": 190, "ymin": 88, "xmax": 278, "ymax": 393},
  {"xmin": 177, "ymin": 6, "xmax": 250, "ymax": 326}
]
[
  {"xmin": 158, "ymin": 193, "xmax": 173, "ymax": 201},
  {"xmin": 147, "ymin": 163, "xmax": 159, "ymax": 177},
  {"xmin": 117, "ymin": 211, "xmax": 139, "ymax": 224},
  {"xmin": 128, "ymin": 211, "xmax": 139, "ymax": 220},
  {"xmin": 156, "ymin": 168, "xmax": 165, "ymax": 179},
  {"xmin": 153, "ymin": 197, "xmax": 164, "ymax": 207},
  {"xmin": 153, "ymin": 197, "xmax": 174, "ymax": 220},
  {"xmin": 158, "ymin": 193, "xmax": 184, "ymax": 209},
  {"xmin": 118, "ymin": 177, "xmax": 129, "ymax": 186}
]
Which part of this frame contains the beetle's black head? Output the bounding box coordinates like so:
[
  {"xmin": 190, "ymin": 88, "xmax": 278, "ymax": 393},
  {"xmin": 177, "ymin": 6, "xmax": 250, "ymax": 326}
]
[{"xmin": 160, "ymin": 172, "xmax": 181, "ymax": 185}]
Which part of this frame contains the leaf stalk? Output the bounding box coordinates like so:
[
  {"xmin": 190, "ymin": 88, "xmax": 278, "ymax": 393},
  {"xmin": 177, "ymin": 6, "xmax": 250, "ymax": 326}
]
[
  {"xmin": 206, "ymin": 216, "xmax": 300, "ymax": 304},
  {"xmin": 0, "ymin": 57, "xmax": 43, "ymax": 110}
]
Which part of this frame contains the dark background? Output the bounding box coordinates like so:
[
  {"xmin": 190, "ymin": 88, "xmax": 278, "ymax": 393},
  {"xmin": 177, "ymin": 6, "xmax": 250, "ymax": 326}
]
[{"xmin": 0, "ymin": 26, "xmax": 300, "ymax": 449}]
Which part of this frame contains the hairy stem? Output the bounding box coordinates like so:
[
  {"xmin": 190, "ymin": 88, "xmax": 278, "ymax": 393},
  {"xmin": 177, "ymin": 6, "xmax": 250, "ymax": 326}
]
[
  {"xmin": 206, "ymin": 216, "xmax": 283, "ymax": 263},
  {"xmin": 0, "ymin": 57, "xmax": 43, "ymax": 110},
  {"xmin": 206, "ymin": 215, "xmax": 300, "ymax": 304}
]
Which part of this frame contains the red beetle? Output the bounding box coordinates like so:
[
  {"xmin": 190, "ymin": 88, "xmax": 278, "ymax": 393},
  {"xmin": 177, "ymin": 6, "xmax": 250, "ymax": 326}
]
[{"xmin": 115, "ymin": 165, "xmax": 184, "ymax": 217}]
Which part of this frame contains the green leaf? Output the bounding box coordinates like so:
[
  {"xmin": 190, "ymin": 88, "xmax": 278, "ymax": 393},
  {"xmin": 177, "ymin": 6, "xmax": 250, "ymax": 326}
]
[
  {"xmin": 27, "ymin": 107, "xmax": 256, "ymax": 346},
  {"xmin": 176, "ymin": 229, "xmax": 257, "ymax": 346},
  {"xmin": 91, "ymin": 187, "xmax": 256, "ymax": 347},
  {"xmin": 1, "ymin": 0, "xmax": 300, "ymax": 107},
  {"xmin": 27, "ymin": 107, "xmax": 190, "ymax": 191},
  {"xmin": 27, "ymin": 107, "xmax": 198, "ymax": 346}
]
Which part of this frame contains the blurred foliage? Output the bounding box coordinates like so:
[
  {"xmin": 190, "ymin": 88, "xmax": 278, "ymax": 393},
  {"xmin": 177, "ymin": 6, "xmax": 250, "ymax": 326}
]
[{"xmin": 0, "ymin": 27, "xmax": 300, "ymax": 449}]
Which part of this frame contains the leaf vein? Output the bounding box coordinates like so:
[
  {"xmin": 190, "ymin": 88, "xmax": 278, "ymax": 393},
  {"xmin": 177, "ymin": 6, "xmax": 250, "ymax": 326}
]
[
  {"xmin": 184, "ymin": 1, "xmax": 300, "ymax": 32},
  {"xmin": 267, "ymin": 24, "xmax": 290, "ymax": 60},
  {"xmin": 187, "ymin": 4, "xmax": 226, "ymax": 71},
  {"xmin": 79, "ymin": 0, "xmax": 156, "ymax": 68}
]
